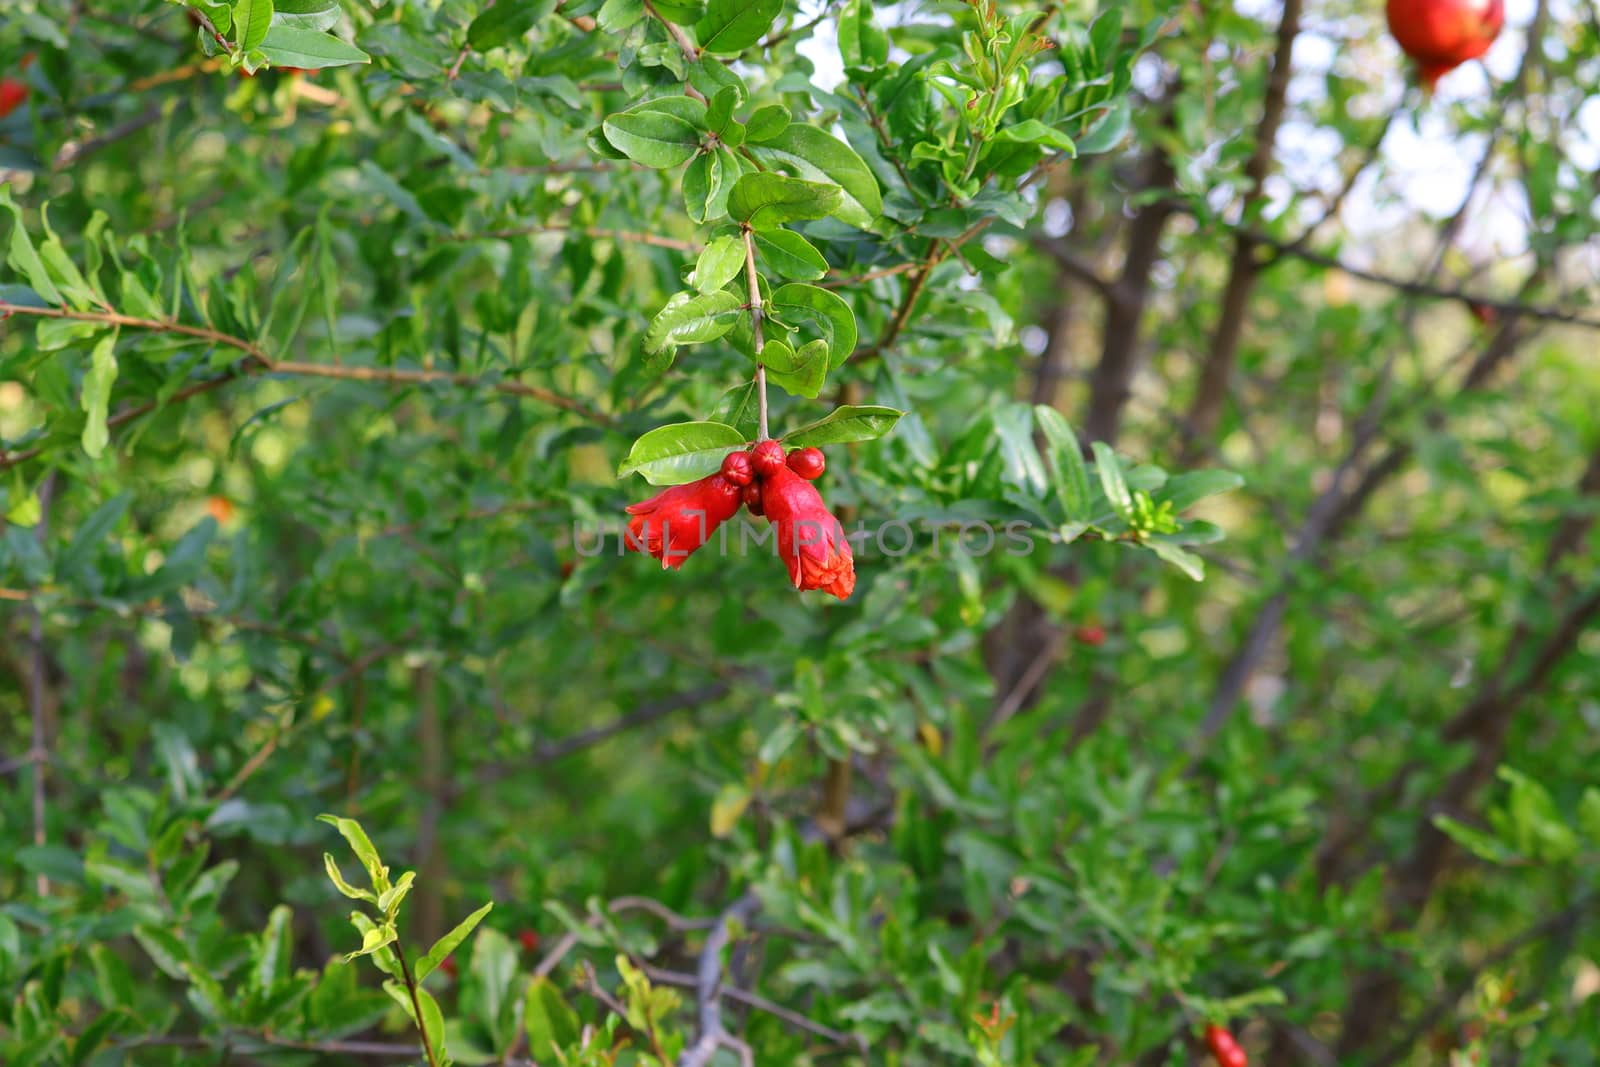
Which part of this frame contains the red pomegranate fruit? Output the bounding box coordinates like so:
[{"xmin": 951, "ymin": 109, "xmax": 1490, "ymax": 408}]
[{"xmin": 1386, "ymin": 0, "xmax": 1504, "ymax": 90}]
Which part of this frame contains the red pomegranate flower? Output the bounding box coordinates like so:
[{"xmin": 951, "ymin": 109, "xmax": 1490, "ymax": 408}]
[
  {"xmin": 1386, "ymin": 0, "xmax": 1504, "ymax": 90},
  {"xmin": 760, "ymin": 465, "xmax": 855, "ymax": 599},
  {"xmin": 624, "ymin": 473, "xmax": 741, "ymax": 570}
]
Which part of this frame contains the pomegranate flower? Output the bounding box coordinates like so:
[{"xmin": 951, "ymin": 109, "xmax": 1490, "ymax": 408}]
[
  {"xmin": 760, "ymin": 465, "xmax": 855, "ymax": 599},
  {"xmin": 624, "ymin": 473, "xmax": 741, "ymax": 570}
]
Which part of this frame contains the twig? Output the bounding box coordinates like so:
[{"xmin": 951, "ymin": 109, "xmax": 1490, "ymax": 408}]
[
  {"xmin": 819, "ymin": 261, "xmax": 920, "ymax": 289},
  {"xmin": 741, "ymin": 227, "xmax": 770, "ymax": 440},
  {"xmin": 677, "ymin": 892, "xmax": 761, "ymax": 1067},
  {"xmin": 640, "ymin": 964, "xmax": 863, "ymax": 1051},
  {"xmin": 1178, "ymin": 0, "xmax": 1303, "ymax": 456},
  {"xmin": 54, "ymin": 102, "xmax": 163, "ymax": 169},
  {"xmin": 391, "ymin": 937, "xmax": 442, "ymax": 1067},
  {"xmin": 641, "ymin": 0, "xmax": 707, "ymax": 103}
]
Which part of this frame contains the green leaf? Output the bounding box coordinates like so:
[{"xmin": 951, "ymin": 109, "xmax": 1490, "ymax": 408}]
[
  {"xmin": 748, "ymin": 124, "xmax": 883, "ymax": 229},
  {"xmin": 1158, "ymin": 469, "xmax": 1244, "ymax": 512},
  {"xmin": 318, "ymin": 814, "xmax": 388, "ymax": 892},
  {"xmin": 1076, "ymin": 97, "xmax": 1131, "ymax": 155},
  {"xmin": 1144, "ymin": 537, "xmax": 1206, "ymax": 581},
  {"xmin": 471, "ymin": 926, "xmax": 519, "ymax": 1047},
  {"xmin": 693, "ymin": 0, "xmax": 781, "ymax": 54},
  {"xmin": 618, "ymin": 421, "xmax": 747, "ymax": 485},
  {"xmin": 383, "ymin": 981, "xmax": 448, "ymax": 1062},
  {"xmin": 323, "ymin": 853, "xmax": 379, "ymax": 903},
  {"xmin": 765, "ymin": 337, "xmax": 828, "ymax": 398},
  {"xmin": 782, "ymin": 405, "xmax": 903, "ymax": 447},
  {"xmin": 271, "ymin": 0, "xmax": 341, "ymax": 32},
  {"xmin": 525, "ymin": 977, "xmax": 582, "ymax": 1058},
  {"xmin": 769, "ymin": 282, "xmax": 856, "ymax": 367},
  {"xmin": 838, "ymin": 0, "xmax": 888, "ymax": 68},
  {"xmin": 682, "ymin": 149, "xmax": 732, "ymax": 224},
  {"xmin": 1091, "ymin": 442, "xmax": 1135, "ymax": 522},
  {"xmin": 602, "ymin": 102, "xmax": 704, "ymax": 168},
  {"xmin": 1, "ymin": 186, "xmax": 65, "ymax": 305},
  {"xmin": 1433, "ymin": 815, "xmax": 1521, "ymax": 866},
  {"xmin": 344, "ymin": 921, "xmax": 398, "ymax": 963},
  {"xmin": 58, "ymin": 492, "xmax": 130, "ymax": 581},
  {"xmin": 258, "ymin": 25, "xmax": 370, "ymax": 68},
  {"xmin": 1033, "ymin": 406, "xmax": 1092, "ymax": 525},
  {"xmin": 80, "ymin": 331, "xmax": 118, "ymax": 459},
  {"xmin": 252, "ymin": 905, "xmax": 294, "ymax": 992},
  {"xmin": 689, "ymin": 236, "xmax": 745, "ymax": 295},
  {"xmin": 744, "ymin": 103, "xmax": 791, "ymax": 143},
  {"xmin": 468, "ymin": 0, "xmax": 554, "ymax": 50},
  {"xmin": 753, "ymin": 229, "xmax": 827, "ymax": 280},
  {"xmin": 596, "ymin": 0, "xmax": 645, "ymax": 32},
  {"xmin": 710, "ymin": 382, "xmax": 760, "ymax": 440},
  {"xmin": 644, "ymin": 290, "xmax": 742, "ymax": 355},
  {"xmin": 234, "ymin": 0, "xmax": 274, "ymax": 52},
  {"xmin": 728, "ymin": 173, "xmax": 842, "ymax": 229},
  {"xmin": 70, "ymin": 1008, "xmax": 124, "ymax": 1067},
  {"xmin": 417, "ymin": 901, "xmax": 494, "ymax": 981},
  {"xmin": 993, "ymin": 119, "xmax": 1076, "ymax": 154}
]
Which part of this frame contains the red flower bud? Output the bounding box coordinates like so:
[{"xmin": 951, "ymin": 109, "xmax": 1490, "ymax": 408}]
[
  {"xmin": 720, "ymin": 450, "xmax": 754, "ymax": 487},
  {"xmin": 624, "ymin": 474, "xmax": 741, "ymax": 570},
  {"xmin": 440, "ymin": 956, "xmax": 458, "ymax": 979},
  {"xmin": 751, "ymin": 439, "xmax": 786, "ymax": 477},
  {"xmin": 0, "ymin": 79, "xmax": 28, "ymax": 119},
  {"xmin": 518, "ymin": 929, "xmax": 540, "ymax": 953},
  {"xmin": 742, "ymin": 480, "xmax": 764, "ymax": 516},
  {"xmin": 1204, "ymin": 1025, "xmax": 1248, "ymax": 1067},
  {"xmin": 786, "ymin": 447, "xmax": 825, "ymax": 481},
  {"xmin": 760, "ymin": 466, "xmax": 855, "ymax": 599}
]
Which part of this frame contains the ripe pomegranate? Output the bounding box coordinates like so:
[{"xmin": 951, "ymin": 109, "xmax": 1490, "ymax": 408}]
[{"xmin": 1386, "ymin": 0, "xmax": 1504, "ymax": 90}]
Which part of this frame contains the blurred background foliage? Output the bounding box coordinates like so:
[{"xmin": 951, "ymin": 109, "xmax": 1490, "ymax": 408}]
[{"xmin": 1, "ymin": 0, "xmax": 1599, "ymax": 1064}]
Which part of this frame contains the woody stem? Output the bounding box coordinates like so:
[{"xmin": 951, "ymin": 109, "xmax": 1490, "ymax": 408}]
[{"xmin": 741, "ymin": 225, "xmax": 770, "ymax": 441}]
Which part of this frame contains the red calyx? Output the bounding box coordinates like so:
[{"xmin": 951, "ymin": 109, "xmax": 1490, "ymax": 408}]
[
  {"xmin": 751, "ymin": 439, "xmax": 786, "ymax": 477},
  {"xmin": 1204, "ymin": 1024, "xmax": 1248, "ymax": 1067},
  {"xmin": 786, "ymin": 447, "xmax": 825, "ymax": 481},
  {"xmin": 720, "ymin": 450, "xmax": 754, "ymax": 487}
]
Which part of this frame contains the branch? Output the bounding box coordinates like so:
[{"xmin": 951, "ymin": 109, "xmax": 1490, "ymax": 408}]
[
  {"xmin": 677, "ymin": 891, "xmax": 761, "ymax": 1067},
  {"xmin": 1177, "ymin": 0, "xmax": 1303, "ymax": 457},
  {"xmin": 0, "ymin": 301, "xmax": 609, "ymax": 470},
  {"xmin": 740, "ymin": 227, "xmax": 770, "ymax": 440},
  {"xmin": 1030, "ymin": 235, "xmax": 1113, "ymax": 299}
]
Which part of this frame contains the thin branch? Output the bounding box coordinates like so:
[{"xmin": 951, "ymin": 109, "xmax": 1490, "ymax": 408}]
[
  {"xmin": 1178, "ymin": 0, "xmax": 1303, "ymax": 457},
  {"xmin": 819, "ymin": 261, "xmax": 920, "ymax": 289},
  {"xmin": 640, "ymin": 964, "xmax": 863, "ymax": 1051},
  {"xmin": 741, "ymin": 227, "xmax": 770, "ymax": 440},
  {"xmin": 677, "ymin": 892, "xmax": 761, "ymax": 1067},
  {"xmin": 642, "ymin": 0, "xmax": 707, "ymax": 102},
  {"xmin": 1031, "ymin": 235, "xmax": 1113, "ymax": 298}
]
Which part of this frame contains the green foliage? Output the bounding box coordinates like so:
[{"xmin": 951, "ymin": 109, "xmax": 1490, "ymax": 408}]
[{"xmin": 3, "ymin": 0, "xmax": 1599, "ymax": 1066}]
